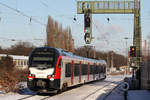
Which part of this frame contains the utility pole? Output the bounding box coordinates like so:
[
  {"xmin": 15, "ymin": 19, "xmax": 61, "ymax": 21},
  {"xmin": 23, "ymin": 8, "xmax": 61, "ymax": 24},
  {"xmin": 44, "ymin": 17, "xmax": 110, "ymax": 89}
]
[
  {"xmin": 124, "ymin": 37, "xmax": 129, "ymax": 75},
  {"xmin": 143, "ymin": 40, "xmax": 147, "ymax": 61},
  {"xmin": 93, "ymin": 46, "xmax": 96, "ymax": 59},
  {"xmin": 111, "ymin": 51, "xmax": 114, "ymax": 73},
  {"xmin": 124, "ymin": 37, "xmax": 129, "ymax": 65},
  {"xmin": 107, "ymin": 52, "xmax": 110, "ymax": 73},
  {"xmin": 148, "ymin": 44, "xmax": 150, "ymax": 89},
  {"xmin": 148, "ymin": 44, "xmax": 150, "ymax": 60}
]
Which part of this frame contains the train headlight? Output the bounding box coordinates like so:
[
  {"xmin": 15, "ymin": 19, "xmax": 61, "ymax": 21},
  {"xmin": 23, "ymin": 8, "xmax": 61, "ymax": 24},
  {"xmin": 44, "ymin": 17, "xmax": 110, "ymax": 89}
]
[
  {"xmin": 50, "ymin": 77, "xmax": 54, "ymax": 81},
  {"xmin": 27, "ymin": 74, "xmax": 35, "ymax": 80},
  {"xmin": 47, "ymin": 75, "xmax": 54, "ymax": 81},
  {"xmin": 30, "ymin": 74, "xmax": 35, "ymax": 77}
]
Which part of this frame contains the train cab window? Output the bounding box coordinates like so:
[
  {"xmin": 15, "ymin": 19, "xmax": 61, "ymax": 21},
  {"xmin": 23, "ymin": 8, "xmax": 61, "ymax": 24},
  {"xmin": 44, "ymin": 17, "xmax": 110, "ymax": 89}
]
[
  {"xmin": 65, "ymin": 63, "xmax": 71, "ymax": 77},
  {"xmin": 74, "ymin": 64, "xmax": 79, "ymax": 76},
  {"xmin": 30, "ymin": 49, "xmax": 55, "ymax": 68},
  {"xmin": 82, "ymin": 64, "xmax": 88, "ymax": 75}
]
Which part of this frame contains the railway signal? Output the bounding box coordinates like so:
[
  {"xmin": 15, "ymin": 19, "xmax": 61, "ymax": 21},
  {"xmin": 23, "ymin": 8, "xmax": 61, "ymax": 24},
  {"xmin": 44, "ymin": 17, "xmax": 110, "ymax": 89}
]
[
  {"xmin": 84, "ymin": 14, "xmax": 90, "ymax": 28},
  {"xmin": 130, "ymin": 46, "xmax": 136, "ymax": 57},
  {"xmin": 77, "ymin": 0, "xmax": 141, "ymax": 68},
  {"xmin": 84, "ymin": 12, "xmax": 92, "ymax": 44}
]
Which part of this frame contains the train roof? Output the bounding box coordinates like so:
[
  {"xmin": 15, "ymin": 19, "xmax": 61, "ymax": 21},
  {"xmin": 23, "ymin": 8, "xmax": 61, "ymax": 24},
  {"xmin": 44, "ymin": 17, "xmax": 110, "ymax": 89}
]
[{"xmin": 35, "ymin": 47, "xmax": 106, "ymax": 65}]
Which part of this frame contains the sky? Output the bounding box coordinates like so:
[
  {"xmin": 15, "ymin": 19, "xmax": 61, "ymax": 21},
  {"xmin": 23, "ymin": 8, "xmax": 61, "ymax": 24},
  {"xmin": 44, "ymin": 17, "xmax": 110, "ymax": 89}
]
[{"xmin": 0, "ymin": 0, "xmax": 149, "ymax": 55}]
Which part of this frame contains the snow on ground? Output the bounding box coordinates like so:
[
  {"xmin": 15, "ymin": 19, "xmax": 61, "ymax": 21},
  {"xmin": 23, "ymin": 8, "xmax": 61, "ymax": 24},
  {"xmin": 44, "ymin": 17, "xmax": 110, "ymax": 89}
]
[
  {"xmin": 101, "ymin": 82, "xmax": 125, "ymax": 100},
  {"xmin": 0, "ymin": 75, "xmax": 127, "ymax": 100},
  {"xmin": 0, "ymin": 82, "xmax": 36, "ymax": 100}
]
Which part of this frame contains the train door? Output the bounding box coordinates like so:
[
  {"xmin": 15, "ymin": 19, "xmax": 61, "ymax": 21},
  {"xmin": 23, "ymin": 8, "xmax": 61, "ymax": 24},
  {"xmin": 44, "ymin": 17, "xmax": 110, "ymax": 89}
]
[
  {"xmin": 79, "ymin": 61, "xmax": 82, "ymax": 83},
  {"xmin": 88, "ymin": 63, "xmax": 90, "ymax": 81},
  {"xmin": 71, "ymin": 60, "xmax": 74, "ymax": 85},
  {"xmin": 99, "ymin": 64, "xmax": 101, "ymax": 79},
  {"xmin": 93, "ymin": 63, "xmax": 96, "ymax": 80}
]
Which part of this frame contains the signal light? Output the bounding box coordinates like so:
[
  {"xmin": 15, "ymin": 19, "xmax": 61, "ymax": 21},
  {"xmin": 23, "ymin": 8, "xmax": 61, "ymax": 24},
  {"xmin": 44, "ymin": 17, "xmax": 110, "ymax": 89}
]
[
  {"xmin": 84, "ymin": 33, "xmax": 91, "ymax": 44},
  {"xmin": 130, "ymin": 46, "xmax": 136, "ymax": 57},
  {"xmin": 84, "ymin": 13, "xmax": 92, "ymax": 44},
  {"xmin": 84, "ymin": 15, "xmax": 91, "ymax": 28},
  {"xmin": 27, "ymin": 74, "xmax": 35, "ymax": 79}
]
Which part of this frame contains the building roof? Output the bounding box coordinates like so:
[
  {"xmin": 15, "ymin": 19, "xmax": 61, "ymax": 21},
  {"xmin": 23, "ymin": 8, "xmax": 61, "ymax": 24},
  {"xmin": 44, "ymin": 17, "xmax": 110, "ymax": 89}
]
[{"xmin": 0, "ymin": 54, "xmax": 28, "ymax": 60}]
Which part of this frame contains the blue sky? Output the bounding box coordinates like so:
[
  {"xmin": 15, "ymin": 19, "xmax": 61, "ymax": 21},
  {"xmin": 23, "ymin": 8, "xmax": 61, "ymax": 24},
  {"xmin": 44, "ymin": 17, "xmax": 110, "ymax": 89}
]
[{"xmin": 0, "ymin": 0, "xmax": 149, "ymax": 55}]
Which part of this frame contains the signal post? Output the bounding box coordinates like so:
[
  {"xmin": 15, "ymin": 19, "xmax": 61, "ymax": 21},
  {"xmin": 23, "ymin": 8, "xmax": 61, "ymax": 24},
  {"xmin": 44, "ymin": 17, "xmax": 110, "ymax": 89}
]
[{"xmin": 77, "ymin": 0, "xmax": 142, "ymax": 88}]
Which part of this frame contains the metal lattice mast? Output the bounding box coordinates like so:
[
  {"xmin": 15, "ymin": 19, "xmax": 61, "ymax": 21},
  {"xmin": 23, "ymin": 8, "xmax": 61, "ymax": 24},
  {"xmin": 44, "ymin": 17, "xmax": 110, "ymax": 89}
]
[
  {"xmin": 134, "ymin": 0, "xmax": 142, "ymax": 69},
  {"xmin": 77, "ymin": 0, "xmax": 142, "ymax": 68}
]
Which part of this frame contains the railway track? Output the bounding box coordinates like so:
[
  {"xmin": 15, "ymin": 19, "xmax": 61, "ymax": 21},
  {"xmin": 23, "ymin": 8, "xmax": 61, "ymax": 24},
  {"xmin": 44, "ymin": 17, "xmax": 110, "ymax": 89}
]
[
  {"xmin": 18, "ymin": 95, "xmax": 36, "ymax": 100},
  {"xmin": 18, "ymin": 94, "xmax": 52, "ymax": 100},
  {"xmin": 82, "ymin": 81, "xmax": 122, "ymax": 100},
  {"xmin": 102, "ymin": 82, "xmax": 123, "ymax": 100},
  {"xmin": 17, "ymin": 80, "xmax": 122, "ymax": 100}
]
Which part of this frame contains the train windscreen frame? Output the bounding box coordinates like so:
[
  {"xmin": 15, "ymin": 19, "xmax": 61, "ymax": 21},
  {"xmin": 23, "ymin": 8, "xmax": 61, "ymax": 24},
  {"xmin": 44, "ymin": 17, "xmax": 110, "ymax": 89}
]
[{"xmin": 29, "ymin": 48, "xmax": 58, "ymax": 69}]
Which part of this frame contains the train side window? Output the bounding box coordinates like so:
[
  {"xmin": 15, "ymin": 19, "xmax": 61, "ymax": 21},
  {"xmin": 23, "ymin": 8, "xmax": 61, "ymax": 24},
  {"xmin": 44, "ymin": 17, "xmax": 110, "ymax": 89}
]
[
  {"xmin": 100, "ymin": 66, "xmax": 102, "ymax": 73},
  {"xmin": 65, "ymin": 63, "xmax": 71, "ymax": 77},
  {"xmin": 97, "ymin": 65, "xmax": 100, "ymax": 74},
  {"xmin": 103, "ymin": 66, "xmax": 105, "ymax": 73},
  {"xmin": 74, "ymin": 64, "xmax": 79, "ymax": 76},
  {"xmin": 96, "ymin": 66, "xmax": 99, "ymax": 74},
  {"xmin": 101, "ymin": 66, "xmax": 103, "ymax": 73},
  {"xmin": 99, "ymin": 66, "xmax": 101, "ymax": 73},
  {"xmin": 82, "ymin": 64, "xmax": 88, "ymax": 75},
  {"xmin": 93, "ymin": 65, "xmax": 97, "ymax": 74},
  {"xmin": 104, "ymin": 66, "xmax": 106, "ymax": 72},
  {"xmin": 90, "ymin": 65, "xmax": 93, "ymax": 74},
  {"xmin": 99, "ymin": 65, "xmax": 101, "ymax": 73}
]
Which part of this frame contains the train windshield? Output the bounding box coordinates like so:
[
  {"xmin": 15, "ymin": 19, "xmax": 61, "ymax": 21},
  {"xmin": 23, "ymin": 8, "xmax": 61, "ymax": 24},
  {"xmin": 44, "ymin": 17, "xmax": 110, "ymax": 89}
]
[{"xmin": 30, "ymin": 48, "xmax": 56, "ymax": 68}]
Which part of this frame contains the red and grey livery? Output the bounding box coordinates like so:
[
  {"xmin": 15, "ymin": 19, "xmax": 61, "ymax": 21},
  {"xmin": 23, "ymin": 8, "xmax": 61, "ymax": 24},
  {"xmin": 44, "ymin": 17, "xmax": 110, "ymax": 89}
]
[{"xmin": 27, "ymin": 47, "xmax": 107, "ymax": 93}]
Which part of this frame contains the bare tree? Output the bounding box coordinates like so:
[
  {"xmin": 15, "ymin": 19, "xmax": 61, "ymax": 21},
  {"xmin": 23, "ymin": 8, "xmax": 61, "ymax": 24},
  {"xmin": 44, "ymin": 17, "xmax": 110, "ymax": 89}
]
[
  {"xmin": 46, "ymin": 16, "xmax": 75, "ymax": 52},
  {"xmin": 0, "ymin": 42, "xmax": 35, "ymax": 56},
  {"xmin": 75, "ymin": 46, "xmax": 126, "ymax": 69}
]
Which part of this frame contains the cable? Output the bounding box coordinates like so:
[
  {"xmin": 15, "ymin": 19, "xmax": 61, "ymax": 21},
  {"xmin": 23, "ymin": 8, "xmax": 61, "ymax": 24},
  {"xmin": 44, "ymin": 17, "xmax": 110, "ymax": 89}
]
[
  {"xmin": 38, "ymin": 0, "xmax": 77, "ymax": 21},
  {"xmin": 0, "ymin": 37, "xmax": 45, "ymax": 44},
  {"xmin": 92, "ymin": 20, "xmax": 109, "ymax": 44},
  {"xmin": 40, "ymin": 0, "xmax": 48, "ymax": 8},
  {"xmin": 0, "ymin": 2, "xmax": 46, "ymax": 26}
]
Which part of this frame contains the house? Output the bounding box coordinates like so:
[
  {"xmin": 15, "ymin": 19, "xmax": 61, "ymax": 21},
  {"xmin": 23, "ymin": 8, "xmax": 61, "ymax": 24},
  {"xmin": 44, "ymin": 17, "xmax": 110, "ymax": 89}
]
[{"xmin": 0, "ymin": 54, "xmax": 28, "ymax": 70}]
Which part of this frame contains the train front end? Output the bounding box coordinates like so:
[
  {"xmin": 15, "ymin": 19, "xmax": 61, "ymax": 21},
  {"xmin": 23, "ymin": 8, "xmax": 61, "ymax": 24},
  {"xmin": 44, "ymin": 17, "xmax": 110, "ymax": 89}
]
[{"xmin": 27, "ymin": 47, "xmax": 61, "ymax": 93}]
